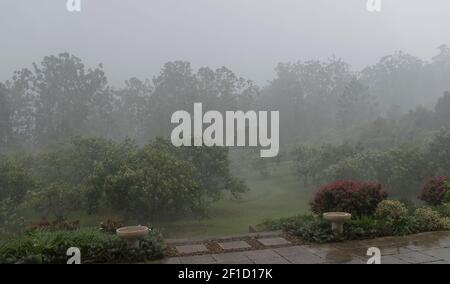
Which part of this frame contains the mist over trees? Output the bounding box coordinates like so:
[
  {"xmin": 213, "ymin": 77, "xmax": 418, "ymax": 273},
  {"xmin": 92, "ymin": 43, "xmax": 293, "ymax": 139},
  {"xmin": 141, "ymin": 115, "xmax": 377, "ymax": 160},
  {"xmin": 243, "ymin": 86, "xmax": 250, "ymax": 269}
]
[
  {"xmin": 1, "ymin": 47, "xmax": 450, "ymax": 153},
  {"xmin": 1, "ymin": 46, "xmax": 450, "ymax": 228}
]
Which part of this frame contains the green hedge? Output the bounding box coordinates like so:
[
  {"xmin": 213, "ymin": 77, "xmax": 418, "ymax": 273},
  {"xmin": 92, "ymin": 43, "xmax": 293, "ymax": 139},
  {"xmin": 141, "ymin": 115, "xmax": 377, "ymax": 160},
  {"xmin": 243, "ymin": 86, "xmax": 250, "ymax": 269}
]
[{"xmin": 0, "ymin": 228, "xmax": 165, "ymax": 264}]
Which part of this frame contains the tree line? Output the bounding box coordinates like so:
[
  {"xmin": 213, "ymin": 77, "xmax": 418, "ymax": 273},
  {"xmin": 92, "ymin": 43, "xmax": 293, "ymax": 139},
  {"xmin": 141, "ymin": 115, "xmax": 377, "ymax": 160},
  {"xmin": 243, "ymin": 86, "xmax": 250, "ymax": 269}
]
[{"xmin": 1, "ymin": 46, "xmax": 450, "ymax": 153}]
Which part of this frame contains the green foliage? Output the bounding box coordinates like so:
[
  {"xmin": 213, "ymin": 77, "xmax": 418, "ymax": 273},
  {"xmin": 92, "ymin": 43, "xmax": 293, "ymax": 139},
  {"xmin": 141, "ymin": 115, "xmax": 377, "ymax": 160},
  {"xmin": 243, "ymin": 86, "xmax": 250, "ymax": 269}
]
[
  {"xmin": 434, "ymin": 203, "xmax": 450, "ymax": 217},
  {"xmin": 413, "ymin": 207, "xmax": 443, "ymax": 232},
  {"xmin": 0, "ymin": 228, "xmax": 165, "ymax": 264},
  {"xmin": 29, "ymin": 183, "xmax": 83, "ymax": 221},
  {"xmin": 259, "ymin": 215, "xmax": 336, "ymax": 243},
  {"xmin": 320, "ymin": 145, "xmax": 429, "ymax": 197},
  {"xmin": 28, "ymin": 219, "xmax": 80, "ymax": 232},
  {"xmin": 92, "ymin": 145, "xmax": 204, "ymax": 222},
  {"xmin": 375, "ymin": 200, "xmax": 409, "ymax": 220},
  {"xmin": 0, "ymin": 156, "xmax": 35, "ymax": 204},
  {"xmin": 0, "ymin": 157, "xmax": 34, "ymax": 233},
  {"xmin": 10, "ymin": 53, "xmax": 111, "ymax": 148},
  {"xmin": 427, "ymin": 130, "xmax": 450, "ymax": 174},
  {"xmin": 343, "ymin": 216, "xmax": 416, "ymax": 240},
  {"xmin": 151, "ymin": 138, "xmax": 248, "ymax": 200},
  {"xmin": 444, "ymin": 185, "xmax": 450, "ymax": 203},
  {"xmin": 258, "ymin": 212, "xmax": 426, "ymax": 244},
  {"xmin": 440, "ymin": 217, "xmax": 450, "ymax": 230},
  {"xmin": 293, "ymin": 143, "xmax": 362, "ymax": 186},
  {"xmin": 434, "ymin": 91, "xmax": 450, "ymax": 129},
  {"xmin": 261, "ymin": 197, "xmax": 448, "ymax": 244},
  {"xmin": 0, "ymin": 198, "xmax": 25, "ymax": 234}
]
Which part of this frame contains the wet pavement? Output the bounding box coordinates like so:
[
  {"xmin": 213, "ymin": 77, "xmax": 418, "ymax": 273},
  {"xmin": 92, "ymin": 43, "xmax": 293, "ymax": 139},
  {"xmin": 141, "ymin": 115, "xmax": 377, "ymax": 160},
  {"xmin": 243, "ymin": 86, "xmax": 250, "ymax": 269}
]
[{"xmin": 161, "ymin": 231, "xmax": 450, "ymax": 264}]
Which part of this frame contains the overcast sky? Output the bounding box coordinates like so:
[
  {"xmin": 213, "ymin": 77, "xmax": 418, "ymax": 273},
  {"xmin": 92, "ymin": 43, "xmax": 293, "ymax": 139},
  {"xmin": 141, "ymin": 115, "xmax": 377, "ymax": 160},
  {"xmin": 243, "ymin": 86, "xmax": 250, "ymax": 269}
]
[{"xmin": 1, "ymin": 0, "xmax": 450, "ymax": 86}]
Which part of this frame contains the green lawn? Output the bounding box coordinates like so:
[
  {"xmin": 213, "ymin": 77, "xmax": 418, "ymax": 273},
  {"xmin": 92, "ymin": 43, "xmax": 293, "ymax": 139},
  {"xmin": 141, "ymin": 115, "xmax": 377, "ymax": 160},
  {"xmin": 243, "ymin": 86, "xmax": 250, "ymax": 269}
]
[{"xmin": 156, "ymin": 161, "xmax": 312, "ymax": 238}]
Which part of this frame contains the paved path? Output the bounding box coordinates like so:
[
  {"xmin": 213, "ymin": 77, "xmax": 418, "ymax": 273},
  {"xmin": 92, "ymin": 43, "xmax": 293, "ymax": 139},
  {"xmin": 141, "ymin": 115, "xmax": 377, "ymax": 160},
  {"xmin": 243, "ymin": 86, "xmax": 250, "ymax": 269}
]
[{"xmin": 160, "ymin": 231, "xmax": 450, "ymax": 264}]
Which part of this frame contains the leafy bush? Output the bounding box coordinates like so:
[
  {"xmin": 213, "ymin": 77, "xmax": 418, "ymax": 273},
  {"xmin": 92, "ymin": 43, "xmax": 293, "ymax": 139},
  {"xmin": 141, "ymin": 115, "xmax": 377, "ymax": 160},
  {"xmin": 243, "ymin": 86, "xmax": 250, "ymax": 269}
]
[
  {"xmin": 0, "ymin": 198, "xmax": 25, "ymax": 234},
  {"xmin": 418, "ymin": 177, "xmax": 450, "ymax": 206},
  {"xmin": 92, "ymin": 146, "xmax": 204, "ymax": 222},
  {"xmin": 0, "ymin": 228, "xmax": 165, "ymax": 264},
  {"xmin": 258, "ymin": 214, "xmax": 417, "ymax": 243},
  {"xmin": 310, "ymin": 180, "xmax": 388, "ymax": 216},
  {"xmin": 413, "ymin": 207, "xmax": 443, "ymax": 231},
  {"xmin": 258, "ymin": 215, "xmax": 336, "ymax": 243},
  {"xmin": 29, "ymin": 183, "xmax": 83, "ymax": 221},
  {"xmin": 318, "ymin": 145, "xmax": 428, "ymax": 198},
  {"xmin": 375, "ymin": 200, "xmax": 408, "ymax": 220},
  {"xmin": 0, "ymin": 157, "xmax": 35, "ymax": 204},
  {"xmin": 434, "ymin": 203, "xmax": 450, "ymax": 217},
  {"xmin": 440, "ymin": 217, "xmax": 450, "ymax": 230},
  {"xmin": 444, "ymin": 187, "xmax": 450, "ymax": 203},
  {"xmin": 344, "ymin": 216, "xmax": 416, "ymax": 240},
  {"xmin": 28, "ymin": 219, "xmax": 80, "ymax": 232},
  {"xmin": 100, "ymin": 218, "xmax": 124, "ymax": 234}
]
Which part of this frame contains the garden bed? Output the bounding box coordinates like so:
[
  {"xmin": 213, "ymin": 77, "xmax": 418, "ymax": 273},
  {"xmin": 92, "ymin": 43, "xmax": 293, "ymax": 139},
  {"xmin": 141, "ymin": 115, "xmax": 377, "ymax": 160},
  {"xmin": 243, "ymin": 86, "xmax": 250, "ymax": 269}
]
[
  {"xmin": 257, "ymin": 205, "xmax": 450, "ymax": 244},
  {"xmin": 0, "ymin": 228, "xmax": 165, "ymax": 264}
]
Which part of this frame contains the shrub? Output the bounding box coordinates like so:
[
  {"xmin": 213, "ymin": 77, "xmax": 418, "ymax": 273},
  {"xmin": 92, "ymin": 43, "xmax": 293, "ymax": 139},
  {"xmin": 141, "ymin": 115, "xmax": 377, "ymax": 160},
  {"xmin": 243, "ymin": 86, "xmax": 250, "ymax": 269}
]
[
  {"xmin": 259, "ymin": 215, "xmax": 336, "ymax": 243},
  {"xmin": 418, "ymin": 177, "xmax": 450, "ymax": 206},
  {"xmin": 100, "ymin": 218, "xmax": 124, "ymax": 234},
  {"xmin": 0, "ymin": 228, "xmax": 165, "ymax": 264},
  {"xmin": 258, "ymin": 214, "xmax": 416, "ymax": 244},
  {"xmin": 310, "ymin": 180, "xmax": 388, "ymax": 216},
  {"xmin": 434, "ymin": 203, "xmax": 450, "ymax": 218},
  {"xmin": 375, "ymin": 200, "xmax": 408, "ymax": 220},
  {"xmin": 29, "ymin": 183, "xmax": 83, "ymax": 221},
  {"xmin": 413, "ymin": 207, "xmax": 443, "ymax": 232},
  {"xmin": 0, "ymin": 198, "xmax": 25, "ymax": 234},
  {"xmin": 444, "ymin": 188, "xmax": 450, "ymax": 203},
  {"xmin": 91, "ymin": 147, "xmax": 205, "ymax": 222},
  {"xmin": 28, "ymin": 219, "xmax": 80, "ymax": 232},
  {"xmin": 440, "ymin": 217, "xmax": 450, "ymax": 230},
  {"xmin": 342, "ymin": 217, "xmax": 388, "ymax": 240}
]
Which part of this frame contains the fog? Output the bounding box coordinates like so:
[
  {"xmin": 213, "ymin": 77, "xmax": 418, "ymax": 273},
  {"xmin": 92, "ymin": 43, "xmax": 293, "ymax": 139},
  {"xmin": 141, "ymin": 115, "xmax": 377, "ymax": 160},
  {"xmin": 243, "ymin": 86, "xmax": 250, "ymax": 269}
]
[
  {"xmin": 2, "ymin": 0, "xmax": 450, "ymax": 243},
  {"xmin": 1, "ymin": 0, "xmax": 450, "ymax": 86}
]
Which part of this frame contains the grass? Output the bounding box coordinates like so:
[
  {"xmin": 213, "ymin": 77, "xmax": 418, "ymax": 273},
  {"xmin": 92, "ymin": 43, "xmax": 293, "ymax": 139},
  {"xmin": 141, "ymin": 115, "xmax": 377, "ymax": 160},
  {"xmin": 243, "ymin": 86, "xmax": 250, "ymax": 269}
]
[{"xmin": 156, "ymin": 161, "xmax": 312, "ymax": 238}]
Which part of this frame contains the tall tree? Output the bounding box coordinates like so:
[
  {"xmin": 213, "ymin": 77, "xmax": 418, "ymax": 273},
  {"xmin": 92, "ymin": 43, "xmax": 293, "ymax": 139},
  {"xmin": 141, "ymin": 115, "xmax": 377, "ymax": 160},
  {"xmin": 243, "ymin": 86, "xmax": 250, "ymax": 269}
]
[
  {"xmin": 336, "ymin": 78, "xmax": 378, "ymax": 129},
  {"xmin": 0, "ymin": 84, "xmax": 12, "ymax": 151},
  {"xmin": 10, "ymin": 53, "xmax": 112, "ymax": 148}
]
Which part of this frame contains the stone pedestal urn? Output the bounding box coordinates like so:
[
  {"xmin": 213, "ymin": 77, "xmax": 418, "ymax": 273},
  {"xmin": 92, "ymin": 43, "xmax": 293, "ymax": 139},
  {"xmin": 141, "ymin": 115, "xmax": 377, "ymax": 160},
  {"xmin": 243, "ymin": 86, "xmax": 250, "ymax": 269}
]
[
  {"xmin": 116, "ymin": 225, "xmax": 150, "ymax": 249},
  {"xmin": 323, "ymin": 212, "xmax": 351, "ymax": 234}
]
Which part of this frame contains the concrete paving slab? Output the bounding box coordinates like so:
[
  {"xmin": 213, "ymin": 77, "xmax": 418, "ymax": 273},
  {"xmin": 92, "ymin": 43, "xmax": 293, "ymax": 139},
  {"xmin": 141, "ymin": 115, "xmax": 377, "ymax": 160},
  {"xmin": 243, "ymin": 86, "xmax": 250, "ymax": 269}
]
[
  {"xmin": 218, "ymin": 241, "xmax": 251, "ymax": 250},
  {"xmin": 393, "ymin": 251, "xmax": 440, "ymax": 264},
  {"xmin": 179, "ymin": 255, "xmax": 217, "ymax": 264},
  {"xmin": 176, "ymin": 244, "xmax": 209, "ymax": 254},
  {"xmin": 420, "ymin": 248, "xmax": 450, "ymax": 262},
  {"xmin": 257, "ymin": 237, "xmax": 291, "ymax": 247},
  {"xmin": 212, "ymin": 252, "xmax": 251, "ymax": 263}
]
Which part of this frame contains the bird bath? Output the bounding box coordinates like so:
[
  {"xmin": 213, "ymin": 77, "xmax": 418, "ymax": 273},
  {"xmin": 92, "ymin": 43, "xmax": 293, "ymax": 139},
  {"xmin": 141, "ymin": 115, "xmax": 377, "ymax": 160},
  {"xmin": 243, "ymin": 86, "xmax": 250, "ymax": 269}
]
[
  {"xmin": 323, "ymin": 212, "xmax": 351, "ymax": 233},
  {"xmin": 116, "ymin": 225, "xmax": 150, "ymax": 249}
]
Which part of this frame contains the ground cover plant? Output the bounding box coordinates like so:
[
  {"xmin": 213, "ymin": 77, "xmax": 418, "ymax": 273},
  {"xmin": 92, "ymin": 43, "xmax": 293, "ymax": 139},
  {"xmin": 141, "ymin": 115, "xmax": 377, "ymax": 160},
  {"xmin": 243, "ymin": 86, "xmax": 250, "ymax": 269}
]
[{"xmin": 0, "ymin": 228, "xmax": 165, "ymax": 264}]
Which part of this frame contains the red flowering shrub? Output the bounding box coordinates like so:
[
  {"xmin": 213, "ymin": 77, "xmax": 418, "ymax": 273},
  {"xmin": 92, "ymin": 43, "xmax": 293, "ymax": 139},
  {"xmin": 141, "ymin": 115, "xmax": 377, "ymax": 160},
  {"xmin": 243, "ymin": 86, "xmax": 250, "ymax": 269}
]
[
  {"xmin": 310, "ymin": 180, "xmax": 388, "ymax": 216},
  {"xmin": 28, "ymin": 219, "xmax": 80, "ymax": 232},
  {"xmin": 418, "ymin": 177, "xmax": 450, "ymax": 206}
]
